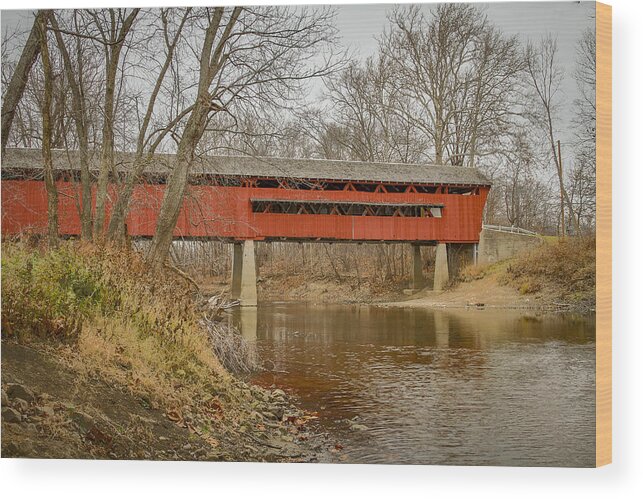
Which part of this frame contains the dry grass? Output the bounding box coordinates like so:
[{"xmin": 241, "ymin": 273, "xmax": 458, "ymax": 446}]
[
  {"xmin": 201, "ymin": 316, "xmax": 259, "ymax": 374},
  {"xmin": 456, "ymin": 259, "xmax": 509, "ymax": 284},
  {"xmin": 1, "ymin": 241, "xmax": 231, "ymax": 410},
  {"xmin": 501, "ymin": 237, "xmax": 596, "ymax": 309}
]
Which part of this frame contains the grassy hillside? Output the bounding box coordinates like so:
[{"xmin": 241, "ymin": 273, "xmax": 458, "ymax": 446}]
[
  {"xmin": 456, "ymin": 237, "xmax": 596, "ymax": 311},
  {"xmin": 501, "ymin": 237, "xmax": 596, "ymax": 310}
]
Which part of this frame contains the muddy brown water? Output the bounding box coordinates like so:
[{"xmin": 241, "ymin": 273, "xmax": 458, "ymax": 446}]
[{"xmin": 230, "ymin": 303, "xmax": 595, "ymax": 467}]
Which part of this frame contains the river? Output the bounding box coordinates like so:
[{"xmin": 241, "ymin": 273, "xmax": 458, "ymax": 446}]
[{"xmin": 230, "ymin": 303, "xmax": 596, "ymax": 467}]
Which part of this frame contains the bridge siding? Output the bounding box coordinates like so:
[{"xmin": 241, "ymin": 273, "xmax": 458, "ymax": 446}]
[{"xmin": 1, "ymin": 180, "xmax": 488, "ymax": 243}]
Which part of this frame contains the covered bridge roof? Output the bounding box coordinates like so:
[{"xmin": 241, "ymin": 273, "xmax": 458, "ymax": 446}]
[{"xmin": 1, "ymin": 148, "xmax": 491, "ymax": 187}]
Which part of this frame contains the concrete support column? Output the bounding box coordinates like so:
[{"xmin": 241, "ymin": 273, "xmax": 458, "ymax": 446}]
[
  {"xmin": 433, "ymin": 243, "xmax": 449, "ymax": 291},
  {"xmin": 230, "ymin": 242, "xmax": 243, "ymax": 300},
  {"xmin": 239, "ymin": 240, "xmax": 258, "ymax": 307},
  {"xmin": 412, "ymin": 245, "xmax": 424, "ymax": 289}
]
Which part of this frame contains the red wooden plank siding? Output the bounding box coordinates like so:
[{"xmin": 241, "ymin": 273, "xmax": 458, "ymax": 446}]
[{"xmin": 1, "ymin": 180, "xmax": 489, "ymax": 243}]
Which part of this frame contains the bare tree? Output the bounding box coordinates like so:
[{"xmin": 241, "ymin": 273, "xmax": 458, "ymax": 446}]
[
  {"xmin": 380, "ymin": 4, "xmax": 523, "ymax": 166},
  {"xmin": 567, "ymin": 147, "xmax": 596, "ymax": 233},
  {"xmin": 147, "ymin": 6, "xmax": 340, "ymax": 267},
  {"xmin": 525, "ymin": 36, "xmax": 580, "ymax": 236},
  {"xmin": 106, "ymin": 8, "xmax": 191, "ymax": 242},
  {"xmin": 322, "ymin": 57, "xmax": 427, "ymax": 163},
  {"xmin": 568, "ymin": 27, "xmax": 596, "ymax": 234},
  {"xmin": 574, "ymin": 28, "xmax": 596, "ymax": 148}
]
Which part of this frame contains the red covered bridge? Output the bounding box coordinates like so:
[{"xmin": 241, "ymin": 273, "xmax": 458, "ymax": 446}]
[{"xmin": 1, "ymin": 147, "xmax": 490, "ymax": 304}]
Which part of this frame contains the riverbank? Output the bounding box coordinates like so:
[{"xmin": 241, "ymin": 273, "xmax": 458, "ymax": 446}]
[
  {"xmin": 198, "ymin": 272, "xmax": 405, "ymax": 304},
  {"xmin": 1, "ymin": 242, "xmax": 335, "ymax": 461},
  {"xmin": 198, "ymin": 237, "xmax": 596, "ymax": 312},
  {"xmin": 379, "ymin": 271, "xmax": 540, "ymax": 310},
  {"xmin": 383, "ymin": 237, "xmax": 596, "ymax": 312}
]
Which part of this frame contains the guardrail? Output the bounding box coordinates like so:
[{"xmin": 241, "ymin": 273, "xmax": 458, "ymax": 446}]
[{"xmin": 482, "ymin": 224, "xmax": 538, "ymax": 236}]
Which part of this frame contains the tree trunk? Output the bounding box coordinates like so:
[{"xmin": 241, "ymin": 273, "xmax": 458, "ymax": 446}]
[
  {"xmin": 93, "ymin": 54, "xmax": 117, "ymax": 240},
  {"xmin": 1, "ymin": 11, "xmax": 45, "ymax": 154},
  {"xmin": 94, "ymin": 9, "xmax": 139, "ymax": 240},
  {"xmin": 146, "ymin": 111, "xmax": 206, "ymax": 267},
  {"xmin": 50, "ymin": 13, "xmax": 93, "ymax": 240},
  {"xmin": 38, "ymin": 11, "xmax": 58, "ymax": 247},
  {"xmin": 146, "ymin": 7, "xmax": 240, "ymax": 267}
]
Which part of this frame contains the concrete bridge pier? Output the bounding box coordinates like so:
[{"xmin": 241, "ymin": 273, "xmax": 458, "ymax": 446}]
[
  {"xmin": 433, "ymin": 243, "xmax": 449, "ymax": 291},
  {"xmin": 230, "ymin": 240, "xmax": 258, "ymax": 307}
]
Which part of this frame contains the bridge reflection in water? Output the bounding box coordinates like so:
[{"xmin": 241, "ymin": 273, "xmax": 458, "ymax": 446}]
[{"xmin": 230, "ymin": 302, "xmax": 596, "ymax": 467}]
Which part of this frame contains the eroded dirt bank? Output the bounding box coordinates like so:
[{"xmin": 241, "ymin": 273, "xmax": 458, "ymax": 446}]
[{"xmin": 1, "ymin": 340, "xmax": 334, "ymax": 461}]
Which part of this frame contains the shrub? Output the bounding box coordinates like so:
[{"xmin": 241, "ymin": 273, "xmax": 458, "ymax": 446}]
[{"xmin": 1, "ymin": 244, "xmax": 105, "ymax": 338}]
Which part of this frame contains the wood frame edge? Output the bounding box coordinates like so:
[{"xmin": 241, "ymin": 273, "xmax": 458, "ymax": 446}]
[{"xmin": 595, "ymin": 1, "xmax": 612, "ymax": 468}]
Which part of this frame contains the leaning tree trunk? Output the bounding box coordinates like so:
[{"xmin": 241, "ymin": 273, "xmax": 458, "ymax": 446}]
[
  {"xmin": 146, "ymin": 7, "xmax": 239, "ymax": 267},
  {"xmin": 146, "ymin": 111, "xmax": 206, "ymax": 268},
  {"xmin": 1, "ymin": 10, "xmax": 46, "ymax": 154}
]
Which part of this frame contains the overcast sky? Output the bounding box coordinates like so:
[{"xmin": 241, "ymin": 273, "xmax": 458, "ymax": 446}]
[{"xmin": 1, "ymin": 2, "xmax": 595, "ymax": 159}]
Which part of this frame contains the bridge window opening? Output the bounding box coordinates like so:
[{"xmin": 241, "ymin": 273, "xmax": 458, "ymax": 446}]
[
  {"xmin": 241, "ymin": 178, "xmax": 258, "ymax": 188},
  {"xmin": 208, "ymin": 176, "xmax": 241, "ymax": 187},
  {"xmin": 190, "ymin": 174, "xmax": 207, "ymax": 185},
  {"xmin": 2, "ymin": 166, "xmax": 480, "ymax": 201},
  {"xmin": 449, "ymin": 187, "xmax": 479, "ymax": 195},
  {"xmin": 322, "ymin": 182, "xmax": 344, "ymax": 191},
  {"xmin": 285, "ymin": 203, "xmax": 299, "ymax": 214},
  {"xmin": 255, "ymin": 178, "xmax": 279, "ymax": 188},
  {"xmin": 415, "ymin": 185, "xmax": 438, "ymax": 194},
  {"xmin": 251, "ymin": 199, "xmax": 444, "ymax": 218},
  {"xmin": 385, "ymin": 184, "xmax": 401, "ymax": 193},
  {"xmin": 143, "ymin": 173, "xmax": 167, "ymax": 185},
  {"xmin": 353, "ymin": 183, "xmax": 378, "ymax": 192}
]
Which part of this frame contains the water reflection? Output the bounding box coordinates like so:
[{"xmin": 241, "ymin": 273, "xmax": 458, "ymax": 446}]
[
  {"xmin": 230, "ymin": 303, "xmax": 596, "ymax": 467},
  {"xmin": 238, "ymin": 306, "xmax": 258, "ymax": 341}
]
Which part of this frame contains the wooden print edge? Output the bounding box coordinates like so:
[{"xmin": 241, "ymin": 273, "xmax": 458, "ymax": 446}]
[{"xmin": 595, "ymin": 1, "xmax": 612, "ymax": 468}]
